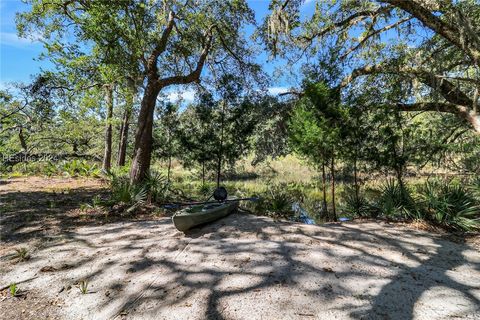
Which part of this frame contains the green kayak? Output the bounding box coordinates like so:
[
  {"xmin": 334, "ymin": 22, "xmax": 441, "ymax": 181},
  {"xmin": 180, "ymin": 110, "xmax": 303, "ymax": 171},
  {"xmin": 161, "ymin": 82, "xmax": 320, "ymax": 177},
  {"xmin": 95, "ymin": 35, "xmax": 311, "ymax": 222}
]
[{"xmin": 172, "ymin": 201, "xmax": 238, "ymax": 232}]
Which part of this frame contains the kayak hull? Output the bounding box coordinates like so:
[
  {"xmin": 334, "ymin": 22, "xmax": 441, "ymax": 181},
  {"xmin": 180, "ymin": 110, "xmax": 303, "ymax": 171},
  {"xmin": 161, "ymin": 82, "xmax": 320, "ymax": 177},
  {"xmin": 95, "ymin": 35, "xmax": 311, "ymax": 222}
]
[{"xmin": 172, "ymin": 201, "xmax": 238, "ymax": 232}]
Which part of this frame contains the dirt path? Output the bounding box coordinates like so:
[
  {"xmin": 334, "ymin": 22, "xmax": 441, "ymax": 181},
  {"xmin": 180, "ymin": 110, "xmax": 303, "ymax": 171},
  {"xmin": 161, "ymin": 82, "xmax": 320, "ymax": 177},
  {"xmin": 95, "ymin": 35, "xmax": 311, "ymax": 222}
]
[{"xmin": 1, "ymin": 177, "xmax": 479, "ymax": 319}]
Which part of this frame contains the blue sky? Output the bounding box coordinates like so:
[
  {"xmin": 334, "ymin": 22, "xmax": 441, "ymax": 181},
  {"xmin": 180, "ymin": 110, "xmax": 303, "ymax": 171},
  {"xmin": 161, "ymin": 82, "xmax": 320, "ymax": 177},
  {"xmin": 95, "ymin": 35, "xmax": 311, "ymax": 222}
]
[
  {"xmin": 0, "ymin": 0, "xmax": 316, "ymax": 96},
  {"xmin": 1, "ymin": 0, "xmax": 50, "ymax": 86}
]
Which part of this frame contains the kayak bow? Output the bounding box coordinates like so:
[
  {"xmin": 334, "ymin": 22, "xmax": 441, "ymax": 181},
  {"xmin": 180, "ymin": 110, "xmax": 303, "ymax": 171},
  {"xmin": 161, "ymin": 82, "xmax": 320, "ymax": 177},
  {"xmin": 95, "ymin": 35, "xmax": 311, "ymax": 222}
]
[{"xmin": 172, "ymin": 201, "xmax": 238, "ymax": 232}]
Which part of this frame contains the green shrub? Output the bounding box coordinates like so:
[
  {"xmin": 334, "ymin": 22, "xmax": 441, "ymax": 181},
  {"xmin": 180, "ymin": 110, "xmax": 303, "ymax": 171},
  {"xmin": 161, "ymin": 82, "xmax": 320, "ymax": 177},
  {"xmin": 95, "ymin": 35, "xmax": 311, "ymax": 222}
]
[
  {"xmin": 9, "ymin": 283, "xmax": 18, "ymax": 297},
  {"xmin": 106, "ymin": 171, "xmax": 146, "ymax": 212},
  {"xmin": 61, "ymin": 160, "xmax": 100, "ymax": 177},
  {"xmin": 198, "ymin": 183, "xmax": 212, "ymax": 197},
  {"xmin": 7, "ymin": 160, "xmax": 101, "ymax": 177},
  {"xmin": 341, "ymin": 187, "xmax": 373, "ymax": 217},
  {"xmin": 418, "ymin": 180, "xmax": 479, "ymax": 231},
  {"xmin": 43, "ymin": 161, "xmax": 58, "ymax": 176},
  {"xmin": 267, "ymin": 184, "xmax": 293, "ymax": 213},
  {"xmin": 373, "ymin": 179, "xmax": 418, "ymax": 219},
  {"xmin": 144, "ymin": 171, "xmax": 169, "ymax": 202},
  {"xmin": 245, "ymin": 183, "xmax": 296, "ymax": 218},
  {"xmin": 470, "ymin": 177, "xmax": 480, "ymax": 202}
]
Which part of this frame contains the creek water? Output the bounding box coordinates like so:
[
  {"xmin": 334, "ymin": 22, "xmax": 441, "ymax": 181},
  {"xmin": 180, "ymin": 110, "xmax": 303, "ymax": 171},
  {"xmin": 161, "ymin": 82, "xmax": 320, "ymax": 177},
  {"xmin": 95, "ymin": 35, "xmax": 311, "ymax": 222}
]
[
  {"xmin": 292, "ymin": 202, "xmax": 350, "ymax": 225},
  {"xmin": 291, "ymin": 202, "xmax": 316, "ymax": 225}
]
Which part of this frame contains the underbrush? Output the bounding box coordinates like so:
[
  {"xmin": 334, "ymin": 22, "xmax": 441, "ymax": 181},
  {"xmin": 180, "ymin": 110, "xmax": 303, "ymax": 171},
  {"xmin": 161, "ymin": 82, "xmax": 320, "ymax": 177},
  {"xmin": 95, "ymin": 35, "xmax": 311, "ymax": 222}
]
[
  {"xmin": 104, "ymin": 169, "xmax": 173, "ymax": 213},
  {"xmin": 3, "ymin": 160, "xmax": 101, "ymax": 178},
  {"xmin": 5, "ymin": 158, "xmax": 477, "ymax": 233},
  {"xmin": 417, "ymin": 180, "xmax": 480, "ymax": 231},
  {"xmin": 102, "ymin": 165, "xmax": 480, "ymax": 232},
  {"xmin": 341, "ymin": 178, "xmax": 480, "ymax": 232}
]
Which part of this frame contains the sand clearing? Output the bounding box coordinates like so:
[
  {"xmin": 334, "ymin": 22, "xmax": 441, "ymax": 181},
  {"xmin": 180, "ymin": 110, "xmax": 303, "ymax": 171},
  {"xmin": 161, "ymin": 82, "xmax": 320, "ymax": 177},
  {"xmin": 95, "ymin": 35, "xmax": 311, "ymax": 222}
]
[{"xmin": 1, "ymin": 178, "xmax": 479, "ymax": 319}]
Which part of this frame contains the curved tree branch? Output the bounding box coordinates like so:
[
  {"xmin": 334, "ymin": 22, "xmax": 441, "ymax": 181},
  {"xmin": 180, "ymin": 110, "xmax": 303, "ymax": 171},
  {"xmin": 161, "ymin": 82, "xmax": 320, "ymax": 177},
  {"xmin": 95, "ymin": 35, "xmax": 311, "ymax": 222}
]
[
  {"xmin": 341, "ymin": 64, "xmax": 475, "ymax": 107},
  {"xmin": 379, "ymin": 0, "xmax": 480, "ymax": 65},
  {"xmin": 157, "ymin": 27, "xmax": 214, "ymax": 88}
]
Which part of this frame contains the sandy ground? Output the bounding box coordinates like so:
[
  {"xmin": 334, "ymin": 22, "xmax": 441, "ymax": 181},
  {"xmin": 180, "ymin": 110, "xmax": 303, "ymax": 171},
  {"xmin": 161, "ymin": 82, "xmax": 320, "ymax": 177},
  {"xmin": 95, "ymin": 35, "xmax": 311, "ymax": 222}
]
[{"xmin": 1, "ymin": 177, "xmax": 479, "ymax": 320}]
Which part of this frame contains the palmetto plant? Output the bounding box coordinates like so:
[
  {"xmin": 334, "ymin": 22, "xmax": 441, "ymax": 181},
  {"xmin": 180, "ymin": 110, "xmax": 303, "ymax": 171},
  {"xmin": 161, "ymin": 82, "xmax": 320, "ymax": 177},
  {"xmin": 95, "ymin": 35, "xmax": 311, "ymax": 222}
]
[
  {"xmin": 470, "ymin": 178, "xmax": 480, "ymax": 202},
  {"xmin": 418, "ymin": 180, "xmax": 480, "ymax": 231},
  {"xmin": 43, "ymin": 161, "xmax": 58, "ymax": 177},
  {"xmin": 61, "ymin": 160, "xmax": 100, "ymax": 177},
  {"xmin": 106, "ymin": 171, "xmax": 147, "ymax": 213},
  {"xmin": 254, "ymin": 183, "xmax": 294, "ymax": 216},
  {"xmin": 342, "ymin": 188, "xmax": 372, "ymax": 217},
  {"xmin": 375, "ymin": 179, "xmax": 418, "ymax": 219},
  {"xmin": 144, "ymin": 170, "xmax": 169, "ymax": 203}
]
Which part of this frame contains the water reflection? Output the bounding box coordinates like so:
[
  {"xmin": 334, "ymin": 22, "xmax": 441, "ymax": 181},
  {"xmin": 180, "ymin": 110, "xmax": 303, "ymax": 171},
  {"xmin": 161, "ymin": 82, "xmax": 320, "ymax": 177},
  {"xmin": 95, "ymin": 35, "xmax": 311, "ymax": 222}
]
[
  {"xmin": 292, "ymin": 202, "xmax": 316, "ymax": 225},
  {"xmin": 292, "ymin": 202, "xmax": 350, "ymax": 225}
]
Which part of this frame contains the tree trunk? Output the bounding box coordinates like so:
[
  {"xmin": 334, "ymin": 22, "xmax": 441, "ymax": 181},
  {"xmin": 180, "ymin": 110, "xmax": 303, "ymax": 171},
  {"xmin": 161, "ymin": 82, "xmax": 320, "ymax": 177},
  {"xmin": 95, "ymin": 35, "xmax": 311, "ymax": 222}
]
[
  {"xmin": 395, "ymin": 166, "xmax": 404, "ymax": 189},
  {"xmin": 353, "ymin": 156, "xmax": 359, "ymax": 203},
  {"xmin": 202, "ymin": 161, "xmax": 206, "ymax": 186},
  {"xmin": 167, "ymin": 155, "xmax": 172, "ymax": 184},
  {"xmin": 471, "ymin": 114, "xmax": 480, "ymax": 133},
  {"xmin": 18, "ymin": 127, "xmax": 27, "ymax": 151},
  {"xmin": 117, "ymin": 80, "xmax": 135, "ymax": 167},
  {"xmin": 216, "ymin": 100, "xmax": 226, "ymax": 188},
  {"xmin": 166, "ymin": 121, "xmax": 172, "ymax": 183},
  {"xmin": 129, "ymin": 81, "xmax": 161, "ymax": 184},
  {"xmin": 117, "ymin": 108, "xmax": 130, "ymax": 167},
  {"xmin": 102, "ymin": 84, "xmax": 114, "ymax": 172},
  {"xmin": 321, "ymin": 161, "xmax": 328, "ymax": 214},
  {"xmin": 330, "ymin": 155, "xmax": 337, "ymax": 222}
]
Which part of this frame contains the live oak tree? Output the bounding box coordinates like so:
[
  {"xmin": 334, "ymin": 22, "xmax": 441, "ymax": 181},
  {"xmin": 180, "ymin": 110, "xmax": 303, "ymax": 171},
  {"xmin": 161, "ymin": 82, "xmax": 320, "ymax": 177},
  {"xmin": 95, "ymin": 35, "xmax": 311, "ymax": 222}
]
[
  {"xmin": 125, "ymin": 2, "xmax": 259, "ymax": 183},
  {"xmin": 0, "ymin": 75, "xmax": 59, "ymax": 157},
  {"xmin": 264, "ymin": 0, "xmax": 480, "ymax": 134},
  {"xmin": 0, "ymin": 75, "xmax": 103, "ymax": 166},
  {"xmin": 18, "ymin": 3, "xmax": 121, "ymax": 172},
  {"xmin": 18, "ymin": 0, "xmax": 260, "ymax": 183}
]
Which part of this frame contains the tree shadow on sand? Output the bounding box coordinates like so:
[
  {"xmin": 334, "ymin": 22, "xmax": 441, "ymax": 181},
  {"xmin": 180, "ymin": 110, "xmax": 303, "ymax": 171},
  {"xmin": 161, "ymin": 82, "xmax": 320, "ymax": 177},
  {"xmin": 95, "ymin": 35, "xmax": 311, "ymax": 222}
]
[
  {"xmin": 349, "ymin": 232, "xmax": 480, "ymax": 319},
  {"xmin": 0, "ymin": 186, "xmax": 108, "ymax": 245},
  {"xmin": 1, "ymin": 183, "xmax": 479, "ymax": 320},
  {"xmin": 102, "ymin": 217, "xmax": 479, "ymax": 319}
]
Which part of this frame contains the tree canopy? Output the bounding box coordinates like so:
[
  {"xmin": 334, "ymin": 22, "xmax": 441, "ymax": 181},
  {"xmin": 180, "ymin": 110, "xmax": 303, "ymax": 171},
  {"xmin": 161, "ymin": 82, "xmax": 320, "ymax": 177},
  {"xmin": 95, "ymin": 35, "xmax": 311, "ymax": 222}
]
[{"xmin": 264, "ymin": 0, "xmax": 480, "ymax": 134}]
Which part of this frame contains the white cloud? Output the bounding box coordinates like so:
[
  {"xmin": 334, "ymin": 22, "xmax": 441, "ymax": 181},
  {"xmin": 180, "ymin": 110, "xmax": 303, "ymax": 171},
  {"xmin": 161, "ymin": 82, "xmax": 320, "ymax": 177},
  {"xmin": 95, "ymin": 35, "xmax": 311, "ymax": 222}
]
[
  {"xmin": 166, "ymin": 89, "xmax": 196, "ymax": 102},
  {"xmin": 0, "ymin": 32, "xmax": 42, "ymax": 48},
  {"xmin": 267, "ymin": 86, "xmax": 290, "ymax": 96}
]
